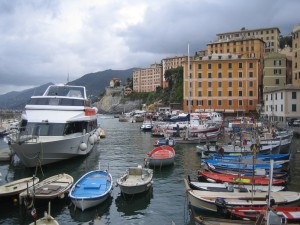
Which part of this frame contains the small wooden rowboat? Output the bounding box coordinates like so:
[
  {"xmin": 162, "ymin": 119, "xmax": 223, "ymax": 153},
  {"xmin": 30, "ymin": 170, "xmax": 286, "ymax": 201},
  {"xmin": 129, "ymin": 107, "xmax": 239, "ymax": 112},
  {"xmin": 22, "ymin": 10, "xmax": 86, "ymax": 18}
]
[
  {"xmin": 19, "ymin": 173, "xmax": 73, "ymax": 205},
  {"xmin": 145, "ymin": 145, "xmax": 175, "ymax": 167},
  {"xmin": 0, "ymin": 176, "xmax": 39, "ymax": 197}
]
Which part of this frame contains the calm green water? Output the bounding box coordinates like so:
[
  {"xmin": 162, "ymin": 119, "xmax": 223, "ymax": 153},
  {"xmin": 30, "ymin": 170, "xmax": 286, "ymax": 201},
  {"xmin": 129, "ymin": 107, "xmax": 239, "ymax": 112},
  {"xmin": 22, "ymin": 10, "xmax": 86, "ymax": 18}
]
[{"xmin": 1, "ymin": 115, "xmax": 300, "ymax": 225}]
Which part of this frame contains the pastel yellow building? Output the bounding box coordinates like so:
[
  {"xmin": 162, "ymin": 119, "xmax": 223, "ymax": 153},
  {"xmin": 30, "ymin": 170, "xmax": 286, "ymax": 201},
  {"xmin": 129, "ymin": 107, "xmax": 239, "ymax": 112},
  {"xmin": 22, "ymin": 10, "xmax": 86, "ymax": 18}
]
[
  {"xmin": 292, "ymin": 24, "xmax": 300, "ymax": 86},
  {"xmin": 216, "ymin": 27, "xmax": 280, "ymax": 53},
  {"xmin": 133, "ymin": 63, "xmax": 163, "ymax": 93},
  {"xmin": 182, "ymin": 54, "xmax": 260, "ymax": 113}
]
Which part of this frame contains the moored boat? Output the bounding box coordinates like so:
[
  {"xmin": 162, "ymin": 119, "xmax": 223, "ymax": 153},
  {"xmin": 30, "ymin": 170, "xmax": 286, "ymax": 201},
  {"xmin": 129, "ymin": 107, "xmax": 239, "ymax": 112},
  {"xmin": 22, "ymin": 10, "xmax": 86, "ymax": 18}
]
[
  {"xmin": 0, "ymin": 176, "xmax": 39, "ymax": 198},
  {"xmin": 69, "ymin": 169, "xmax": 113, "ymax": 211},
  {"xmin": 7, "ymin": 84, "xmax": 100, "ymax": 167},
  {"xmin": 29, "ymin": 202, "xmax": 59, "ymax": 225},
  {"xmin": 116, "ymin": 165, "xmax": 153, "ymax": 195},
  {"xmin": 145, "ymin": 145, "xmax": 175, "ymax": 167}
]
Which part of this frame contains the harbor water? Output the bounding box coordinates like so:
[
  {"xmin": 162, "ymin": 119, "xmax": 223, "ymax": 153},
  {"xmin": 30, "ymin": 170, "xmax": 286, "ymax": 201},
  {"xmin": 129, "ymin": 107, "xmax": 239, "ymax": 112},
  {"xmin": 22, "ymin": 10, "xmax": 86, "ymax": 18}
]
[{"xmin": 0, "ymin": 115, "xmax": 300, "ymax": 225}]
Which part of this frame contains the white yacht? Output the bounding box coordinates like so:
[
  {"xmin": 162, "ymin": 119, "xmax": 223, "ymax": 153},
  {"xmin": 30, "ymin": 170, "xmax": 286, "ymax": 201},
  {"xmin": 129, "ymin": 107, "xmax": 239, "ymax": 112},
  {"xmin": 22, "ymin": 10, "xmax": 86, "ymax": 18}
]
[{"xmin": 8, "ymin": 84, "xmax": 100, "ymax": 167}]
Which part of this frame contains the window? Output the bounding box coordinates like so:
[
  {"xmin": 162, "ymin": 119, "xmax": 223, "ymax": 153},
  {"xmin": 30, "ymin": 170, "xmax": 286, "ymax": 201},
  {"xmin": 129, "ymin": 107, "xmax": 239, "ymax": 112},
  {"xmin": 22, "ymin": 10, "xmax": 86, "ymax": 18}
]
[
  {"xmin": 239, "ymin": 63, "xmax": 243, "ymax": 68},
  {"xmin": 198, "ymin": 64, "xmax": 202, "ymax": 69},
  {"xmin": 228, "ymin": 100, "xmax": 232, "ymax": 106},
  {"xmin": 249, "ymin": 91, "xmax": 253, "ymax": 96},
  {"xmin": 281, "ymin": 92, "xmax": 283, "ymax": 99},
  {"xmin": 292, "ymin": 92, "xmax": 297, "ymax": 99},
  {"xmin": 198, "ymin": 73, "xmax": 202, "ymax": 78},
  {"xmin": 239, "ymin": 91, "xmax": 243, "ymax": 96},
  {"xmin": 249, "ymin": 81, "xmax": 253, "ymax": 87},
  {"xmin": 218, "ymin": 72, "xmax": 222, "ymax": 78},
  {"xmin": 281, "ymin": 104, "xmax": 283, "ymax": 112},
  {"xmin": 218, "ymin": 100, "xmax": 222, "ymax": 106},
  {"xmin": 239, "ymin": 72, "xmax": 243, "ymax": 78},
  {"xmin": 198, "ymin": 91, "xmax": 202, "ymax": 96},
  {"xmin": 239, "ymin": 81, "xmax": 243, "ymax": 87},
  {"xmin": 208, "ymin": 73, "xmax": 212, "ymax": 78},
  {"xmin": 228, "ymin": 82, "xmax": 232, "ymax": 87},
  {"xmin": 249, "ymin": 100, "xmax": 253, "ymax": 106},
  {"xmin": 208, "ymin": 64, "xmax": 212, "ymax": 69},
  {"xmin": 208, "ymin": 91, "xmax": 212, "ymax": 96},
  {"xmin": 208, "ymin": 82, "xmax": 212, "ymax": 87},
  {"xmin": 228, "ymin": 91, "xmax": 232, "ymax": 96},
  {"xmin": 218, "ymin": 63, "xmax": 222, "ymax": 69},
  {"xmin": 198, "ymin": 100, "xmax": 203, "ymax": 105},
  {"xmin": 249, "ymin": 62, "xmax": 253, "ymax": 68},
  {"xmin": 249, "ymin": 71, "xmax": 253, "ymax": 77},
  {"xmin": 228, "ymin": 72, "xmax": 232, "ymax": 78},
  {"xmin": 292, "ymin": 104, "xmax": 296, "ymax": 112},
  {"xmin": 208, "ymin": 100, "xmax": 211, "ymax": 106},
  {"xmin": 228, "ymin": 63, "xmax": 232, "ymax": 69},
  {"xmin": 275, "ymin": 79, "xmax": 279, "ymax": 85},
  {"xmin": 218, "ymin": 91, "xmax": 222, "ymax": 96},
  {"xmin": 218, "ymin": 82, "xmax": 222, "ymax": 87},
  {"xmin": 239, "ymin": 100, "xmax": 243, "ymax": 106},
  {"xmin": 198, "ymin": 82, "xmax": 202, "ymax": 87}
]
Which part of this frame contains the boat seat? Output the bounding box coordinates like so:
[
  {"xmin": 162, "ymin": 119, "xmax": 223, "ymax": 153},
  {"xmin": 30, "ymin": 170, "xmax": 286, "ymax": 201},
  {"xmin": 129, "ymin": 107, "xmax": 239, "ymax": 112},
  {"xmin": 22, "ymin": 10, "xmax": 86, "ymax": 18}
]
[
  {"xmin": 84, "ymin": 183, "xmax": 101, "ymax": 189},
  {"xmin": 37, "ymin": 185, "xmax": 61, "ymax": 194},
  {"xmin": 128, "ymin": 168, "xmax": 143, "ymax": 176}
]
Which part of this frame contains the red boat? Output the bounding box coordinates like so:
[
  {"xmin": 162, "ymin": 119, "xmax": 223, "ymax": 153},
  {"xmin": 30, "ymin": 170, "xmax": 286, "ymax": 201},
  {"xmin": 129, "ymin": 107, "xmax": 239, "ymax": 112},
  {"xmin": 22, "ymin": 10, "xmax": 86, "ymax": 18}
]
[
  {"xmin": 198, "ymin": 170, "xmax": 286, "ymax": 186},
  {"xmin": 145, "ymin": 145, "xmax": 175, "ymax": 167},
  {"xmin": 228, "ymin": 206, "xmax": 300, "ymax": 223}
]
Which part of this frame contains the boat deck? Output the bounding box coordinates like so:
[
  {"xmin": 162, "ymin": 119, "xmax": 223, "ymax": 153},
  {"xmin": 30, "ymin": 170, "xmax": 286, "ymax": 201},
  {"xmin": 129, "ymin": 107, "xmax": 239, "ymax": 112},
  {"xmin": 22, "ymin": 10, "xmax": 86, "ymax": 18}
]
[{"xmin": 73, "ymin": 176, "xmax": 109, "ymax": 197}]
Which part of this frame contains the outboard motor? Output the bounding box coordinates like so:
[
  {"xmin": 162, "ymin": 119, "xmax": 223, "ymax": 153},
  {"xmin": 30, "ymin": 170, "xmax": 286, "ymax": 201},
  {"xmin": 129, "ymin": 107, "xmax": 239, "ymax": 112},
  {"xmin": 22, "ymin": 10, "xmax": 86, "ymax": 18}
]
[{"xmin": 215, "ymin": 197, "xmax": 228, "ymax": 215}]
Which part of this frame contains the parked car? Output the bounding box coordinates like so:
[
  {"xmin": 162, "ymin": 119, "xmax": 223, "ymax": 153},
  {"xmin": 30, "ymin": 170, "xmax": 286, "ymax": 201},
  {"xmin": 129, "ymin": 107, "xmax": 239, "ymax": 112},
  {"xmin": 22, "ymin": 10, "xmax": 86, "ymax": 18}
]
[{"xmin": 288, "ymin": 118, "xmax": 298, "ymax": 126}]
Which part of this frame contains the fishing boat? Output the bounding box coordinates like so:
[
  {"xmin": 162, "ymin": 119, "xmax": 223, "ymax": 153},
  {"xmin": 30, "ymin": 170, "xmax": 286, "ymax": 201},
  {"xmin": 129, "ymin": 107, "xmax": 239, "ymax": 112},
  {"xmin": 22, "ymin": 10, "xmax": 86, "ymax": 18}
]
[
  {"xmin": 69, "ymin": 169, "xmax": 113, "ymax": 211},
  {"xmin": 145, "ymin": 145, "xmax": 175, "ymax": 167},
  {"xmin": 184, "ymin": 178, "xmax": 300, "ymax": 213},
  {"xmin": 116, "ymin": 165, "xmax": 153, "ymax": 195},
  {"xmin": 227, "ymin": 205, "xmax": 300, "ymax": 223},
  {"xmin": 140, "ymin": 120, "xmax": 153, "ymax": 131},
  {"xmin": 0, "ymin": 176, "xmax": 39, "ymax": 198},
  {"xmin": 154, "ymin": 138, "xmax": 176, "ymax": 147},
  {"xmin": 188, "ymin": 176, "xmax": 285, "ymax": 192},
  {"xmin": 29, "ymin": 202, "xmax": 59, "ymax": 225},
  {"xmin": 19, "ymin": 173, "xmax": 73, "ymax": 206},
  {"xmin": 207, "ymin": 153, "xmax": 290, "ymax": 162},
  {"xmin": 7, "ymin": 84, "xmax": 100, "ymax": 167},
  {"xmin": 198, "ymin": 170, "xmax": 286, "ymax": 186}
]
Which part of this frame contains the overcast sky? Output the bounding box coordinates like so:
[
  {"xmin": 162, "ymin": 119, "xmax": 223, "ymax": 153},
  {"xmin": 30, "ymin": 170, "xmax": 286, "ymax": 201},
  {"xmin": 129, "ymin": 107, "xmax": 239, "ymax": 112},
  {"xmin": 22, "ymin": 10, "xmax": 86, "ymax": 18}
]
[{"xmin": 0, "ymin": 0, "xmax": 299, "ymax": 95}]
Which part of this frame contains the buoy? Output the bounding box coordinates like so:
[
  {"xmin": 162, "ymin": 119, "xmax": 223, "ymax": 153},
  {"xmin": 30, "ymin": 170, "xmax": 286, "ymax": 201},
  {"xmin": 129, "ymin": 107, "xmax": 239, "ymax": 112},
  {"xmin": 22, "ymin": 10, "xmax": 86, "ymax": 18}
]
[
  {"xmin": 93, "ymin": 134, "xmax": 98, "ymax": 143},
  {"xmin": 79, "ymin": 142, "xmax": 87, "ymax": 151}
]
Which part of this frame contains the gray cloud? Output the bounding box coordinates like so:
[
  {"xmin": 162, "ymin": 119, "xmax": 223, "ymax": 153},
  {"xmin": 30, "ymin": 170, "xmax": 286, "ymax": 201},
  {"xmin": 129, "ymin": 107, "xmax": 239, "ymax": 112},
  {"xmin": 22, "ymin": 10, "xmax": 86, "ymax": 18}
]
[{"xmin": 0, "ymin": 0, "xmax": 300, "ymax": 95}]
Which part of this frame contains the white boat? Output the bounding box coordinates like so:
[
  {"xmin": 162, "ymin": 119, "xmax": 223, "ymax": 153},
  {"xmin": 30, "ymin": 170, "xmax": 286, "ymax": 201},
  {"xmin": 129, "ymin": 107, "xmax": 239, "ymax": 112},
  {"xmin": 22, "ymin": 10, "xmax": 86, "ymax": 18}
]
[
  {"xmin": 184, "ymin": 178, "xmax": 300, "ymax": 213},
  {"xmin": 116, "ymin": 165, "xmax": 153, "ymax": 195},
  {"xmin": 69, "ymin": 169, "xmax": 113, "ymax": 211},
  {"xmin": 29, "ymin": 202, "xmax": 59, "ymax": 225},
  {"xmin": 19, "ymin": 173, "xmax": 74, "ymax": 206},
  {"xmin": 0, "ymin": 176, "xmax": 39, "ymax": 198},
  {"xmin": 140, "ymin": 120, "xmax": 153, "ymax": 131},
  {"xmin": 7, "ymin": 84, "xmax": 100, "ymax": 167}
]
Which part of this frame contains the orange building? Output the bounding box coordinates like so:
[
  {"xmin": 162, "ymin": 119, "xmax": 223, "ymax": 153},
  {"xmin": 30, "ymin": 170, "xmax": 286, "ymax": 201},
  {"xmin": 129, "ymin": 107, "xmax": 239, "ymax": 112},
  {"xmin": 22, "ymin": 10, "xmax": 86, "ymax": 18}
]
[{"xmin": 183, "ymin": 53, "xmax": 261, "ymax": 114}]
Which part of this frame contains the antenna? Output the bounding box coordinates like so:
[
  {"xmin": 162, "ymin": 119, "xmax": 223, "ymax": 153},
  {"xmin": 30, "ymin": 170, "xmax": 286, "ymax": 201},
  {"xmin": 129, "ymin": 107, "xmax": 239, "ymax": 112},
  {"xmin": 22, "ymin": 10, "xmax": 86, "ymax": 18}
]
[{"xmin": 67, "ymin": 73, "xmax": 69, "ymax": 83}]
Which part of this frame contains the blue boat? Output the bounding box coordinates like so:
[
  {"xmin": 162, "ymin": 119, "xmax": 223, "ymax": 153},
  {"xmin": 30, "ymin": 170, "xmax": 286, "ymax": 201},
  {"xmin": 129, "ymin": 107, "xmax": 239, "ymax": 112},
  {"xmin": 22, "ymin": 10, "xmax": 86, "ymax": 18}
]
[
  {"xmin": 208, "ymin": 153, "xmax": 290, "ymax": 161},
  {"xmin": 69, "ymin": 170, "xmax": 113, "ymax": 211},
  {"xmin": 203, "ymin": 159, "xmax": 283, "ymax": 171},
  {"xmin": 154, "ymin": 138, "xmax": 176, "ymax": 147}
]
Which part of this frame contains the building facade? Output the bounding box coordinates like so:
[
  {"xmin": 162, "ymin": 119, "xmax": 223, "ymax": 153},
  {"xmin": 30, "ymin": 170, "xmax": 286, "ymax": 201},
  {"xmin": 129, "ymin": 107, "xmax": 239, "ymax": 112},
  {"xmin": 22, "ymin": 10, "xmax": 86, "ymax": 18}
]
[
  {"xmin": 292, "ymin": 24, "xmax": 300, "ymax": 86},
  {"xmin": 263, "ymin": 85, "xmax": 300, "ymax": 122},
  {"xmin": 216, "ymin": 27, "xmax": 281, "ymax": 53},
  {"xmin": 132, "ymin": 63, "xmax": 163, "ymax": 93},
  {"xmin": 263, "ymin": 52, "xmax": 287, "ymax": 92},
  {"xmin": 182, "ymin": 53, "xmax": 260, "ymax": 114}
]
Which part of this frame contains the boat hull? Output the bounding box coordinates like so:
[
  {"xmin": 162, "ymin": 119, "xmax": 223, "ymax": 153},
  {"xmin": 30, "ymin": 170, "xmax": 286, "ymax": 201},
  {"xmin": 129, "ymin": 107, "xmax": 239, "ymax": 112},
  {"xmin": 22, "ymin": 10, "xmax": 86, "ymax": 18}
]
[
  {"xmin": 10, "ymin": 132, "xmax": 97, "ymax": 167},
  {"xmin": 147, "ymin": 157, "xmax": 174, "ymax": 167}
]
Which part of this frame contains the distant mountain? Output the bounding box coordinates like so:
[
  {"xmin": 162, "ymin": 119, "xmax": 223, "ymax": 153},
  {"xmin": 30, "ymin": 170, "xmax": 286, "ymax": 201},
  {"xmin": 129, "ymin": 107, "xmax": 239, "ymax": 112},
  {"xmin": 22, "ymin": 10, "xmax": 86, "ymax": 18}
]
[
  {"xmin": 67, "ymin": 68, "xmax": 135, "ymax": 97},
  {"xmin": 0, "ymin": 68, "xmax": 135, "ymax": 110}
]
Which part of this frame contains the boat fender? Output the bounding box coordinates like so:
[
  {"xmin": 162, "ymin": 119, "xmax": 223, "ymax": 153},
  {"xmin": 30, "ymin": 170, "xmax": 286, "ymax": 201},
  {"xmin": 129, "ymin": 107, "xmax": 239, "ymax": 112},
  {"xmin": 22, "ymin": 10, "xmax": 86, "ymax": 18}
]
[
  {"xmin": 79, "ymin": 142, "xmax": 87, "ymax": 151},
  {"xmin": 93, "ymin": 134, "xmax": 98, "ymax": 143},
  {"xmin": 88, "ymin": 135, "xmax": 95, "ymax": 145}
]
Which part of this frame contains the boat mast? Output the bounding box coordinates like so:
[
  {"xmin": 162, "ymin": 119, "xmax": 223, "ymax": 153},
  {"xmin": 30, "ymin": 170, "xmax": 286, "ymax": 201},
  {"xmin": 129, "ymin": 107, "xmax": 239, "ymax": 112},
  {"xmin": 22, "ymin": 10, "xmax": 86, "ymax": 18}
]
[{"xmin": 188, "ymin": 43, "xmax": 191, "ymax": 114}]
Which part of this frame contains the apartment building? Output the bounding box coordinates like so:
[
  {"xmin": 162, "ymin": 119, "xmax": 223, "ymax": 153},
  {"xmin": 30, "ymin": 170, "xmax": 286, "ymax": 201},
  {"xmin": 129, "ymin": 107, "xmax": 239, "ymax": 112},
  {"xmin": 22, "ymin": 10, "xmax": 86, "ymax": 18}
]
[
  {"xmin": 162, "ymin": 56, "xmax": 188, "ymax": 88},
  {"xmin": 182, "ymin": 53, "xmax": 260, "ymax": 114},
  {"xmin": 132, "ymin": 63, "xmax": 163, "ymax": 93},
  {"xmin": 264, "ymin": 85, "xmax": 300, "ymax": 122},
  {"xmin": 207, "ymin": 37, "xmax": 265, "ymax": 59},
  {"xmin": 292, "ymin": 24, "xmax": 300, "ymax": 86},
  {"xmin": 263, "ymin": 52, "xmax": 287, "ymax": 92},
  {"xmin": 216, "ymin": 27, "xmax": 281, "ymax": 53}
]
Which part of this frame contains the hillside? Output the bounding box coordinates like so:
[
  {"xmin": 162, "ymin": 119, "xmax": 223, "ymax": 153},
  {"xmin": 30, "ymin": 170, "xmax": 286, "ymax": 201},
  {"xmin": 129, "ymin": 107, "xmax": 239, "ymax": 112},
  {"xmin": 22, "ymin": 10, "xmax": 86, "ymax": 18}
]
[{"xmin": 0, "ymin": 68, "xmax": 135, "ymax": 110}]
